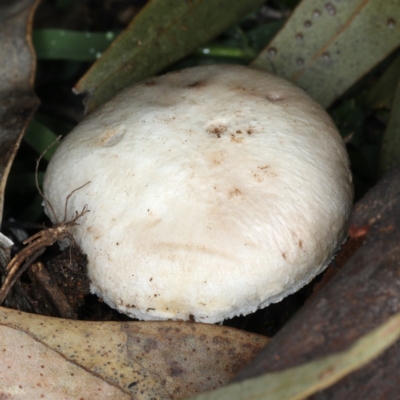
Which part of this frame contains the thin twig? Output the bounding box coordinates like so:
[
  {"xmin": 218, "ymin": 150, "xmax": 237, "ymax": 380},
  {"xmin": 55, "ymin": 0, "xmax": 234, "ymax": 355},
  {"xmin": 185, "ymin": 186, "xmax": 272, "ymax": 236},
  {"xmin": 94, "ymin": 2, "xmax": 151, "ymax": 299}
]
[
  {"xmin": 0, "ymin": 199, "xmax": 90, "ymax": 304},
  {"xmin": 0, "ymin": 248, "xmax": 45, "ymax": 304},
  {"xmin": 35, "ymin": 135, "xmax": 62, "ymax": 223}
]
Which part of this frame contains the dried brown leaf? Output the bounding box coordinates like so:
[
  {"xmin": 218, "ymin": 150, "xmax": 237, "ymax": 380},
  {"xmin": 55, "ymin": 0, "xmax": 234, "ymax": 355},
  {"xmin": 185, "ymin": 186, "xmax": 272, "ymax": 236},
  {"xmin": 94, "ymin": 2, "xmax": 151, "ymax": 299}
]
[
  {"xmin": 0, "ymin": 0, "xmax": 40, "ymax": 218},
  {"xmin": 0, "ymin": 306, "xmax": 269, "ymax": 399}
]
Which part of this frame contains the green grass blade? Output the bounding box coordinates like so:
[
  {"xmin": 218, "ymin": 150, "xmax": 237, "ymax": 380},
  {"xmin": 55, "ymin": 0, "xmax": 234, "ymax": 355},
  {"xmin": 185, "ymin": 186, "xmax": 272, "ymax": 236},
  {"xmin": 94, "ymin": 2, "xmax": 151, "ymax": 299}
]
[
  {"xmin": 193, "ymin": 44, "xmax": 256, "ymax": 60},
  {"xmin": 24, "ymin": 119, "xmax": 59, "ymax": 161},
  {"xmin": 33, "ymin": 29, "xmax": 118, "ymax": 61}
]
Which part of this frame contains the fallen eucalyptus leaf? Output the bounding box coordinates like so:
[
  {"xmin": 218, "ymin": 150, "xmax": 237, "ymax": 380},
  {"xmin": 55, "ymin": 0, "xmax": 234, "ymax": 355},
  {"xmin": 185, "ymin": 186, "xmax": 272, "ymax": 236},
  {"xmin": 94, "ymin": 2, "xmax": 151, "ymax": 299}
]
[
  {"xmin": 74, "ymin": 0, "xmax": 265, "ymax": 113},
  {"xmin": 0, "ymin": 306, "xmax": 269, "ymax": 399},
  {"xmin": 0, "ymin": 0, "xmax": 40, "ymax": 219},
  {"xmin": 251, "ymin": 0, "xmax": 400, "ymax": 107},
  {"xmin": 188, "ymin": 310, "xmax": 400, "ymax": 400}
]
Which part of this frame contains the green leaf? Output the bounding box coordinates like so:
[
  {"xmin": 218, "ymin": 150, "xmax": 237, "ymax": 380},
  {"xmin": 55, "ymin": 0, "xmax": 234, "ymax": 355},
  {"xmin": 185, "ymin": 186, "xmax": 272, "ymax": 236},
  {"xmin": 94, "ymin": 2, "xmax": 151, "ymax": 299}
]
[
  {"xmin": 379, "ymin": 78, "xmax": 400, "ymax": 175},
  {"xmin": 33, "ymin": 29, "xmax": 118, "ymax": 61},
  {"xmin": 251, "ymin": 0, "xmax": 400, "ymax": 108},
  {"xmin": 188, "ymin": 311, "xmax": 400, "ymax": 400},
  {"xmin": 193, "ymin": 44, "xmax": 255, "ymax": 60},
  {"xmin": 24, "ymin": 119, "xmax": 59, "ymax": 161},
  {"xmin": 74, "ymin": 0, "xmax": 265, "ymax": 113}
]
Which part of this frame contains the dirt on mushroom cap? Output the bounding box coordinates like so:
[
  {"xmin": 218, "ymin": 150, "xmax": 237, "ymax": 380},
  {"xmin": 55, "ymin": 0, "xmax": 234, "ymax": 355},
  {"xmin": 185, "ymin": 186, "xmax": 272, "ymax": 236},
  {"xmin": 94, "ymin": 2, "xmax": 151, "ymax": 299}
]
[{"xmin": 43, "ymin": 65, "xmax": 353, "ymax": 323}]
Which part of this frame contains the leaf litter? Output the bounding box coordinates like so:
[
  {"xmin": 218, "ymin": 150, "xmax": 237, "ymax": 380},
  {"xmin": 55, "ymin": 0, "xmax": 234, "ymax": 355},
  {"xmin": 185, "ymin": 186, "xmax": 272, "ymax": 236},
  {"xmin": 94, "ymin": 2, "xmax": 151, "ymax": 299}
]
[{"xmin": 0, "ymin": 306, "xmax": 269, "ymax": 399}]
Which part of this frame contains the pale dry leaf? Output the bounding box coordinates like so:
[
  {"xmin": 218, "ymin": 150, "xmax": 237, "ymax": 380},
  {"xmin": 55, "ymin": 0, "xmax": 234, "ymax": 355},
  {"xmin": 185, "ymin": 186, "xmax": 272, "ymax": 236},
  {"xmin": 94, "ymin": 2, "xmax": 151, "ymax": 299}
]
[
  {"xmin": 0, "ymin": 306, "xmax": 269, "ymax": 399},
  {"xmin": 0, "ymin": 324, "xmax": 129, "ymax": 399}
]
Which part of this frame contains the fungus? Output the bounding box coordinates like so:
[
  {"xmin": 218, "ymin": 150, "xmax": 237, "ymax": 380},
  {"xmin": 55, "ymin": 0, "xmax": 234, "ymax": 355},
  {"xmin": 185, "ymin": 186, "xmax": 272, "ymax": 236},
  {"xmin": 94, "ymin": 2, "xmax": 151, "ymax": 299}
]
[{"xmin": 43, "ymin": 65, "xmax": 353, "ymax": 323}]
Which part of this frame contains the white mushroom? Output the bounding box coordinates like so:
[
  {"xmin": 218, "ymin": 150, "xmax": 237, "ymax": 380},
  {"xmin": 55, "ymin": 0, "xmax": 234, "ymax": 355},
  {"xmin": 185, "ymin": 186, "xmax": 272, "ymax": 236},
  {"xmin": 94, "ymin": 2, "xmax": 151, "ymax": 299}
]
[{"xmin": 43, "ymin": 64, "xmax": 353, "ymax": 323}]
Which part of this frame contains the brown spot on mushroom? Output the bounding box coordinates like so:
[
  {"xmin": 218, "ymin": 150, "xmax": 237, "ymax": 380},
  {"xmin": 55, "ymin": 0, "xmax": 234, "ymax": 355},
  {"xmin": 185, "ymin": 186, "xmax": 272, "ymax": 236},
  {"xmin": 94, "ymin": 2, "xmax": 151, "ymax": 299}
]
[
  {"xmin": 299, "ymin": 240, "xmax": 303, "ymax": 248},
  {"xmin": 236, "ymin": 130, "xmax": 242, "ymax": 134},
  {"xmin": 267, "ymin": 93, "xmax": 283, "ymax": 102},
  {"xmin": 229, "ymin": 188, "xmax": 242, "ymax": 198},
  {"xmin": 246, "ymin": 128, "xmax": 254, "ymax": 135},
  {"xmin": 99, "ymin": 127, "xmax": 125, "ymax": 147},
  {"xmin": 253, "ymin": 173, "xmax": 262, "ymax": 182},
  {"xmin": 281, "ymin": 252, "xmax": 287, "ymax": 259},
  {"xmin": 207, "ymin": 123, "xmax": 228, "ymax": 138},
  {"xmin": 253, "ymin": 166, "xmax": 277, "ymax": 182},
  {"xmin": 230, "ymin": 135, "xmax": 243, "ymax": 143},
  {"xmin": 145, "ymin": 80, "xmax": 156, "ymax": 86},
  {"xmin": 147, "ymin": 216, "xmax": 162, "ymax": 228},
  {"xmin": 209, "ymin": 151, "xmax": 225, "ymax": 166},
  {"xmin": 187, "ymin": 81, "xmax": 206, "ymax": 88},
  {"xmin": 86, "ymin": 225, "xmax": 103, "ymax": 240}
]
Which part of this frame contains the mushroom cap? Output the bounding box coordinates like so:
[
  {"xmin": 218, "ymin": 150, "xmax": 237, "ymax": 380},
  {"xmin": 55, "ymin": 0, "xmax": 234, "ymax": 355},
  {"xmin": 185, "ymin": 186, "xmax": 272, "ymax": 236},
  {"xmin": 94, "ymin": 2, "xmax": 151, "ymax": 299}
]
[{"xmin": 43, "ymin": 65, "xmax": 353, "ymax": 323}]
